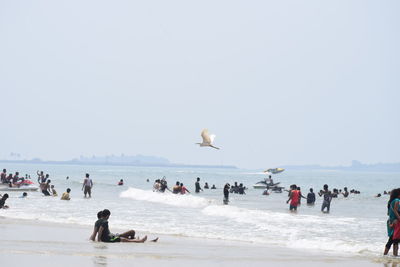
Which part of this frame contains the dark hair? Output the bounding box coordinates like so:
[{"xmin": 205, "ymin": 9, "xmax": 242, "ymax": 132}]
[
  {"xmin": 66, "ymin": 188, "xmax": 71, "ymax": 193},
  {"xmin": 23, "ymin": 192, "xmax": 27, "ymax": 196},
  {"xmin": 86, "ymin": 173, "xmax": 89, "ymax": 178},
  {"xmin": 310, "ymin": 188, "xmax": 313, "ymax": 192},
  {"xmin": 388, "ymin": 188, "xmax": 400, "ymax": 211},
  {"xmin": 323, "ymin": 184, "xmax": 328, "ymax": 190},
  {"xmin": 176, "ymin": 181, "xmax": 180, "ymax": 185},
  {"xmin": 197, "ymin": 177, "xmax": 200, "ymax": 181},
  {"xmin": 97, "ymin": 211, "xmax": 103, "ymax": 219},
  {"xmin": 2, "ymin": 194, "xmax": 9, "ymax": 199},
  {"xmin": 47, "ymin": 179, "xmax": 51, "ymax": 183},
  {"xmin": 2, "ymin": 169, "xmax": 5, "ymax": 172},
  {"xmin": 102, "ymin": 209, "xmax": 111, "ymax": 217},
  {"xmin": 180, "ymin": 183, "xmax": 183, "ymax": 186}
]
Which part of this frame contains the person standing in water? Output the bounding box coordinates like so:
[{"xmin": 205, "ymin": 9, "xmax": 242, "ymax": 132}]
[
  {"xmin": 287, "ymin": 184, "xmax": 300, "ymax": 211},
  {"xmin": 223, "ymin": 183, "xmax": 230, "ymax": 205},
  {"xmin": 195, "ymin": 177, "xmax": 203, "ymax": 193},
  {"xmin": 319, "ymin": 184, "xmax": 333, "ymax": 213},
  {"xmin": 82, "ymin": 173, "xmax": 93, "ymax": 198},
  {"xmin": 307, "ymin": 188, "xmax": 316, "ymax": 205}
]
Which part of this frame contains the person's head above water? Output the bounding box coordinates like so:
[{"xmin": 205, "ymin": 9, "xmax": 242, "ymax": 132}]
[
  {"xmin": 120, "ymin": 179, "xmax": 123, "ymax": 182},
  {"xmin": 22, "ymin": 192, "xmax": 27, "ymax": 197},
  {"xmin": 66, "ymin": 188, "xmax": 71, "ymax": 193}
]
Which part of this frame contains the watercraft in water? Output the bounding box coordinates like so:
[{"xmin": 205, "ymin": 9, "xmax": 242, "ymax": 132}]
[
  {"xmin": 253, "ymin": 181, "xmax": 280, "ymax": 189},
  {"xmin": 0, "ymin": 184, "xmax": 39, "ymax": 192},
  {"xmin": 264, "ymin": 168, "xmax": 285, "ymax": 174}
]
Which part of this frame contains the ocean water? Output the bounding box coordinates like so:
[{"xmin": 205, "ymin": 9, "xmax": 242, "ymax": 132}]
[{"xmin": 0, "ymin": 163, "xmax": 398, "ymax": 257}]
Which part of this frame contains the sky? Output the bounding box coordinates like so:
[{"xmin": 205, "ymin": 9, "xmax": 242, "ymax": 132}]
[{"xmin": 0, "ymin": 0, "xmax": 399, "ymax": 169}]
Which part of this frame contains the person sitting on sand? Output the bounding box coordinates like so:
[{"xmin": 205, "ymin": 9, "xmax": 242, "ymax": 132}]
[
  {"xmin": 61, "ymin": 188, "xmax": 71, "ymax": 200},
  {"xmin": 97, "ymin": 209, "xmax": 158, "ymax": 243},
  {"xmin": 51, "ymin": 185, "xmax": 58, "ymax": 197},
  {"xmin": 0, "ymin": 194, "xmax": 9, "ymax": 209},
  {"xmin": 180, "ymin": 183, "xmax": 190, "ymax": 194},
  {"xmin": 90, "ymin": 210, "xmax": 105, "ymax": 241}
]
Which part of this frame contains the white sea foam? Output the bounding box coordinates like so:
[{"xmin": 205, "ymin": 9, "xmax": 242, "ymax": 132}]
[{"xmin": 120, "ymin": 187, "xmax": 215, "ymax": 208}]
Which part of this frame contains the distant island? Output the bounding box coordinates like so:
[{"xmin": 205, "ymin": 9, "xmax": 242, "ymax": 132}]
[
  {"xmin": 282, "ymin": 160, "xmax": 400, "ymax": 173},
  {"xmin": 0, "ymin": 154, "xmax": 237, "ymax": 169}
]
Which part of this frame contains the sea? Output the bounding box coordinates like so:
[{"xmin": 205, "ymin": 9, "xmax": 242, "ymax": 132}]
[{"xmin": 0, "ymin": 163, "xmax": 398, "ymax": 258}]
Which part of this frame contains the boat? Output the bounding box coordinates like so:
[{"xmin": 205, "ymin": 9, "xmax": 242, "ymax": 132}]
[
  {"xmin": 253, "ymin": 181, "xmax": 280, "ymax": 189},
  {"xmin": 0, "ymin": 184, "xmax": 39, "ymax": 192},
  {"xmin": 264, "ymin": 168, "xmax": 285, "ymax": 174}
]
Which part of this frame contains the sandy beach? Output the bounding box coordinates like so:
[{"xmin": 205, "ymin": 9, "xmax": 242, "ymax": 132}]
[{"xmin": 0, "ymin": 217, "xmax": 394, "ymax": 267}]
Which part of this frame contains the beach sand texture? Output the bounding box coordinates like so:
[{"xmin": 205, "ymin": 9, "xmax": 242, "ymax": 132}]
[{"xmin": 0, "ymin": 217, "xmax": 392, "ymax": 267}]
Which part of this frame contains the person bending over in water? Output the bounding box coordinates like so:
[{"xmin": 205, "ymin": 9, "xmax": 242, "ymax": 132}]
[
  {"xmin": 0, "ymin": 194, "xmax": 9, "ymax": 209},
  {"xmin": 97, "ymin": 209, "xmax": 158, "ymax": 243},
  {"xmin": 319, "ymin": 184, "xmax": 333, "ymax": 213}
]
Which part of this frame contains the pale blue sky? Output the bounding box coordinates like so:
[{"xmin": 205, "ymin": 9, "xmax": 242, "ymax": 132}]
[{"xmin": 1, "ymin": 0, "xmax": 399, "ymax": 168}]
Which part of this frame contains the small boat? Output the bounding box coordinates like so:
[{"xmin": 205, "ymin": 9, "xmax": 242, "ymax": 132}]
[
  {"xmin": 0, "ymin": 184, "xmax": 39, "ymax": 192},
  {"xmin": 253, "ymin": 181, "xmax": 280, "ymax": 189},
  {"xmin": 264, "ymin": 168, "xmax": 285, "ymax": 174}
]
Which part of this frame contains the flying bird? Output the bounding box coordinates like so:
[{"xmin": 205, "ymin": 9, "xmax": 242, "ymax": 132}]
[{"xmin": 196, "ymin": 129, "xmax": 220, "ymax": 149}]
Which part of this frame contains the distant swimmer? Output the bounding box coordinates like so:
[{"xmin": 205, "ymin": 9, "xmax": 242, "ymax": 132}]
[
  {"xmin": 118, "ymin": 179, "xmax": 124, "ymax": 186},
  {"xmin": 61, "ymin": 188, "xmax": 71, "ymax": 200},
  {"xmin": 180, "ymin": 183, "xmax": 190, "ymax": 194},
  {"xmin": 97, "ymin": 209, "xmax": 158, "ymax": 243},
  {"xmin": 172, "ymin": 181, "xmax": 181, "ymax": 194},
  {"xmin": 66, "ymin": 176, "xmax": 69, "ymax": 180},
  {"xmin": 82, "ymin": 173, "xmax": 93, "ymax": 198},
  {"xmin": 287, "ymin": 185, "xmax": 300, "ymax": 211},
  {"xmin": 223, "ymin": 183, "xmax": 230, "ymax": 205},
  {"xmin": 195, "ymin": 177, "xmax": 203, "ymax": 193},
  {"xmin": 342, "ymin": 187, "xmax": 349, "ymax": 198},
  {"xmin": 51, "ymin": 185, "xmax": 58, "ymax": 197},
  {"xmin": 0, "ymin": 194, "xmax": 9, "ymax": 209},
  {"xmin": 211, "ymin": 184, "xmax": 216, "ymax": 189},
  {"xmin": 307, "ymin": 188, "xmax": 316, "ymax": 205},
  {"xmin": 376, "ymin": 193, "xmax": 382, "ymax": 198},
  {"xmin": 20, "ymin": 192, "xmax": 28, "ymax": 198},
  {"xmin": 319, "ymin": 184, "xmax": 333, "ymax": 213},
  {"xmin": 204, "ymin": 182, "xmax": 209, "ymax": 189},
  {"xmin": 262, "ymin": 189, "xmax": 269, "ymax": 195}
]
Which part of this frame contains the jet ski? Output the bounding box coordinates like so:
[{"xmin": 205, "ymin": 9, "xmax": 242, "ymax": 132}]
[
  {"xmin": 264, "ymin": 168, "xmax": 285, "ymax": 174},
  {"xmin": 253, "ymin": 181, "xmax": 280, "ymax": 189},
  {"xmin": 0, "ymin": 184, "xmax": 39, "ymax": 192}
]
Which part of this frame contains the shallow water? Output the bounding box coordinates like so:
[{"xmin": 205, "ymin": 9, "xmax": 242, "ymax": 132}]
[{"xmin": 0, "ymin": 163, "xmax": 398, "ymax": 257}]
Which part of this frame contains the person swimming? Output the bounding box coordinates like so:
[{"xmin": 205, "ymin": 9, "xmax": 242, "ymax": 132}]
[{"xmin": 118, "ymin": 179, "xmax": 124, "ymax": 186}]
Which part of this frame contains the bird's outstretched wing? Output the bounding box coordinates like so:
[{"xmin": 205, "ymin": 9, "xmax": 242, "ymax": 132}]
[
  {"xmin": 209, "ymin": 134, "xmax": 216, "ymax": 144},
  {"xmin": 201, "ymin": 129, "xmax": 211, "ymax": 144},
  {"xmin": 210, "ymin": 144, "xmax": 220, "ymax": 150}
]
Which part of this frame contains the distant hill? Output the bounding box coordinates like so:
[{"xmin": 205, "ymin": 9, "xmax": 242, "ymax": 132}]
[
  {"xmin": 0, "ymin": 154, "xmax": 237, "ymax": 169},
  {"xmin": 283, "ymin": 160, "xmax": 400, "ymax": 172}
]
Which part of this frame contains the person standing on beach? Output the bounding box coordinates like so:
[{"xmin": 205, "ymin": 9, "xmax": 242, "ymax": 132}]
[
  {"xmin": 82, "ymin": 173, "xmax": 93, "ymax": 198},
  {"xmin": 384, "ymin": 188, "xmax": 400, "ymax": 256},
  {"xmin": 223, "ymin": 183, "xmax": 230, "ymax": 204},
  {"xmin": 195, "ymin": 177, "xmax": 203, "ymax": 193},
  {"xmin": 287, "ymin": 184, "xmax": 300, "ymax": 211},
  {"xmin": 319, "ymin": 184, "xmax": 333, "ymax": 213}
]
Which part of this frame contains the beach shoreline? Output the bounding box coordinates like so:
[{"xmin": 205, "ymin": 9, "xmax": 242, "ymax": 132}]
[{"xmin": 0, "ymin": 216, "xmax": 392, "ymax": 267}]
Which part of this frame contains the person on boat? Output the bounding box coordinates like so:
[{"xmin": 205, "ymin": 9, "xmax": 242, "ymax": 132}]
[
  {"xmin": 97, "ymin": 209, "xmax": 158, "ymax": 243},
  {"xmin": 1, "ymin": 169, "xmax": 6, "ymax": 184},
  {"xmin": 0, "ymin": 194, "xmax": 9, "ymax": 209},
  {"xmin": 319, "ymin": 184, "xmax": 333, "ymax": 213},
  {"xmin": 118, "ymin": 179, "xmax": 124, "ymax": 186},
  {"xmin": 223, "ymin": 183, "xmax": 230, "ymax": 205},
  {"xmin": 82, "ymin": 173, "xmax": 93, "ymax": 198},
  {"xmin": 172, "ymin": 181, "xmax": 181, "ymax": 194},
  {"xmin": 51, "ymin": 185, "xmax": 58, "ymax": 197},
  {"xmin": 287, "ymin": 184, "xmax": 300, "ymax": 211},
  {"xmin": 6, "ymin": 174, "xmax": 13, "ymax": 184},
  {"xmin": 195, "ymin": 177, "xmax": 202, "ymax": 193},
  {"xmin": 180, "ymin": 183, "xmax": 190, "ymax": 194},
  {"xmin": 307, "ymin": 188, "xmax": 316, "ymax": 205},
  {"xmin": 211, "ymin": 184, "xmax": 216, "ymax": 189},
  {"xmin": 61, "ymin": 188, "xmax": 71, "ymax": 200},
  {"xmin": 266, "ymin": 175, "xmax": 273, "ymax": 185},
  {"xmin": 12, "ymin": 172, "xmax": 19, "ymax": 184}
]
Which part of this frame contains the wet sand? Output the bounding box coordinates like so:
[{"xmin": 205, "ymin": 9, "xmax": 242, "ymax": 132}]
[{"xmin": 0, "ymin": 217, "xmax": 394, "ymax": 267}]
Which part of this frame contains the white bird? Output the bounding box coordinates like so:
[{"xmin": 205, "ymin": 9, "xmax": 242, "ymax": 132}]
[{"xmin": 196, "ymin": 129, "xmax": 220, "ymax": 149}]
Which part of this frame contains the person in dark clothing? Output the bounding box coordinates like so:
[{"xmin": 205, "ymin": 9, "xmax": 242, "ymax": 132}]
[
  {"xmin": 238, "ymin": 183, "xmax": 246, "ymax": 195},
  {"xmin": 195, "ymin": 177, "xmax": 203, "ymax": 193},
  {"xmin": 223, "ymin": 183, "xmax": 230, "ymax": 205},
  {"xmin": 97, "ymin": 209, "xmax": 154, "ymax": 243},
  {"xmin": 1, "ymin": 169, "xmax": 6, "ymax": 184},
  {"xmin": 0, "ymin": 194, "xmax": 9, "ymax": 209},
  {"xmin": 307, "ymin": 188, "xmax": 316, "ymax": 205}
]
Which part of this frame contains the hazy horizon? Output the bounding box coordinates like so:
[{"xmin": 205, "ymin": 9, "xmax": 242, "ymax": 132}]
[{"xmin": 1, "ymin": 1, "xmax": 399, "ymax": 169}]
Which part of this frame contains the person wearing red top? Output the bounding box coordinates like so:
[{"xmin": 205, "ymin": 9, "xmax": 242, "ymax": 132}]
[{"xmin": 287, "ymin": 184, "xmax": 300, "ymax": 211}]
